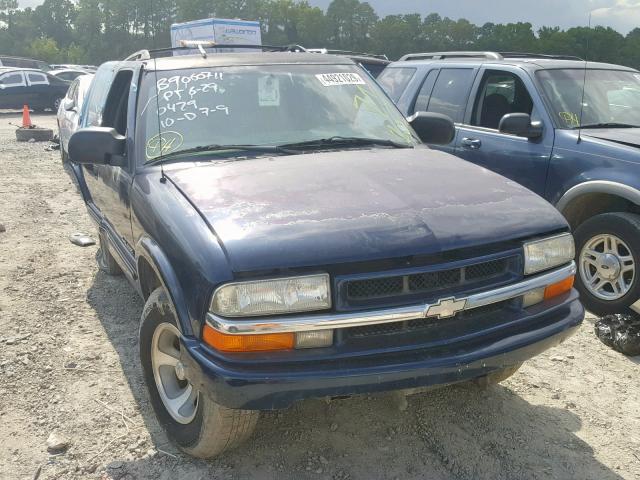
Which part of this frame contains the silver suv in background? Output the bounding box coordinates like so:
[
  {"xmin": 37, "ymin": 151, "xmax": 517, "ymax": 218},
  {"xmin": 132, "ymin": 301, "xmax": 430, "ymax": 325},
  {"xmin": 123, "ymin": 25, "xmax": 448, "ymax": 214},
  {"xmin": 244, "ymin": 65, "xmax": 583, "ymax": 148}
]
[{"xmin": 57, "ymin": 73, "xmax": 94, "ymax": 162}]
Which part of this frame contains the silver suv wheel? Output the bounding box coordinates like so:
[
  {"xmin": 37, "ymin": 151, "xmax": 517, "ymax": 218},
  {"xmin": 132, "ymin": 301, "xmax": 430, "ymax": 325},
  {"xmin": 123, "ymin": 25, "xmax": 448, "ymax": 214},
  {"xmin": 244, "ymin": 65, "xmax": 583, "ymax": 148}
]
[
  {"xmin": 579, "ymin": 233, "xmax": 635, "ymax": 301},
  {"xmin": 151, "ymin": 322, "xmax": 199, "ymax": 424}
]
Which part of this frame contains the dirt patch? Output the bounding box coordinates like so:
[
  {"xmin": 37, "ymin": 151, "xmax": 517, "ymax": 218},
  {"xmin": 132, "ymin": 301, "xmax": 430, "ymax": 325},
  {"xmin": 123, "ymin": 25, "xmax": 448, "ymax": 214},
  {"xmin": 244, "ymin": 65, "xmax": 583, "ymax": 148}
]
[{"xmin": 0, "ymin": 112, "xmax": 638, "ymax": 480}]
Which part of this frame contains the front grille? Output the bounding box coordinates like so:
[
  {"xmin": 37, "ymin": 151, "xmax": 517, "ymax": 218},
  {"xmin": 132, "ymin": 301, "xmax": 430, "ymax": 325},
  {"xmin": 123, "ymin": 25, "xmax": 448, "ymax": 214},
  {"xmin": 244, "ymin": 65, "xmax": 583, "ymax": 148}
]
[
  {"xmin": 341, "ymin": 256, "xmax": 515, "ymax": 308},
  {"xmin": 466, "ymin": 258, "xmax": 508, "ymax": 280},
  {"xmin": 408, "ymin": 268, "xmax": 461, "ymax": 292},
  {"xmin": 347, "ymin": 276, "xmax": 403, "ymax": 299},
  {"xmin": 347, "ymin": 300, "xmax": 509, "ymax": 338}
]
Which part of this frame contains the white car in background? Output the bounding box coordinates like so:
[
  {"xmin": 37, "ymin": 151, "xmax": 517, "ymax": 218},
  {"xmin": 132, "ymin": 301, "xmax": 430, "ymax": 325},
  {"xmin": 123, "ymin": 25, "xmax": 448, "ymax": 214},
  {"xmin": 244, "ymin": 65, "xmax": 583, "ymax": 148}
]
[
  {"xmin": 49, "ymin": 68, "xmax": 90, "ymax": 83},
  {"xmin": 57, "ymin": 73, "xmax": 94, "ymax": 162}
]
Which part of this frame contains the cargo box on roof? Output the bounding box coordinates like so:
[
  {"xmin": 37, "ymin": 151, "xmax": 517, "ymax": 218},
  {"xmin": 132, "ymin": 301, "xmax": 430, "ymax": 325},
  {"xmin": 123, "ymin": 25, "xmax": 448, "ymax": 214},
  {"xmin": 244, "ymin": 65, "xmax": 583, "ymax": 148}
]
[{"xmin": 170, "ymin": 17, "xmax": 262, "ymax": 54}]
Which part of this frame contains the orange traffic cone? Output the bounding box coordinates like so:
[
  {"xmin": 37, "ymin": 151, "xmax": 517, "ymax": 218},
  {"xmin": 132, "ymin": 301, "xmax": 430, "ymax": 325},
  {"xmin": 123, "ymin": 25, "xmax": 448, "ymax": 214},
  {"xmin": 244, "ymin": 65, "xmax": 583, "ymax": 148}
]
[{"xmin": 22, "ymin": 105, "xmax": 32, "ymax": 128}]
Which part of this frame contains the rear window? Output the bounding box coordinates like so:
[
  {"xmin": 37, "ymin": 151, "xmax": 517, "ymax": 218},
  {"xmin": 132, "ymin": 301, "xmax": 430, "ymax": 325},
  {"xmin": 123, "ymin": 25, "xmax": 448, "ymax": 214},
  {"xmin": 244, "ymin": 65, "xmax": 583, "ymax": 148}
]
[
  {"xmin": 377, "ymin": 67, "xmax": 416, "ymax": 102},
  {"xmin": 357, "ymin": 62, "xmax": 387, "ymax": 79},
  {"xmin": 427, "ymin": 68, "xmax": 475, "ymax": 123}
]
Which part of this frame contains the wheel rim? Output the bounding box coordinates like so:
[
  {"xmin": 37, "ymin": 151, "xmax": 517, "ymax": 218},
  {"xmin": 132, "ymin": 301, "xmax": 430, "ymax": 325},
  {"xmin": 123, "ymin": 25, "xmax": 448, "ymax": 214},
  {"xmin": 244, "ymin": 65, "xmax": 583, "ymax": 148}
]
[
  {"xmin": 54, "ymin": 98, "xmax": 62, "ymax": 110},
  {"xmin": 579, "ymin": 233, "xmax": 635, "ymax": 301},
  {"xmin": 151, "ymin": 323, "xmax": 199, "ymax": 424}
]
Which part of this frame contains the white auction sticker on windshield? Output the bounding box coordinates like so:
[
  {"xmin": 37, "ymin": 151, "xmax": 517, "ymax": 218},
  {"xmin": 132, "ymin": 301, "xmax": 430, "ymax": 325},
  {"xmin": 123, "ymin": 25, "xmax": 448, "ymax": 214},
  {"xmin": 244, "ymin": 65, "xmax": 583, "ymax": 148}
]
[
  {"xmin": 316, "ymin": 72, "xmax": 366, "ymax": 87},
  {"xmin": 258, "ymin": 75, "xmax": 280, "ymax": 107}
]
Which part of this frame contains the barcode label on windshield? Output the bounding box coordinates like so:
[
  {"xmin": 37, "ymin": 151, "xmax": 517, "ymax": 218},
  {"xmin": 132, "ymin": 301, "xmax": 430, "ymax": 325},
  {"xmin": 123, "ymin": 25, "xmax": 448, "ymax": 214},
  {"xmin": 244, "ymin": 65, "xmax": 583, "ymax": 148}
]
[{"xmin": 316, "ymin": 73, "xmax": 366, "ymax": 87}]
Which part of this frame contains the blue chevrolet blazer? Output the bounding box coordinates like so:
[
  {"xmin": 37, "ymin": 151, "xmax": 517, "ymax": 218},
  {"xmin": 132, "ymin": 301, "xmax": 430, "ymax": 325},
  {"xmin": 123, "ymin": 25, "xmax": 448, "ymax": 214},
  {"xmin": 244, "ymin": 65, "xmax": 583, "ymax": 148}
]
[{"xmin": 66, "ymin": 47, "xmax": 583, "ymax": 458}]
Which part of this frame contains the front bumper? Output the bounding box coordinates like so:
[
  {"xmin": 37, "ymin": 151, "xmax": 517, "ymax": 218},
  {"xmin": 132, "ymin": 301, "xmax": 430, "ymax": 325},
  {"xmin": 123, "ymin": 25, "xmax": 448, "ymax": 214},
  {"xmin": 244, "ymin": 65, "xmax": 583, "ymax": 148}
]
[{"xmin": 182, "ymin": 288, "xmax": 584, "ymax": 410}]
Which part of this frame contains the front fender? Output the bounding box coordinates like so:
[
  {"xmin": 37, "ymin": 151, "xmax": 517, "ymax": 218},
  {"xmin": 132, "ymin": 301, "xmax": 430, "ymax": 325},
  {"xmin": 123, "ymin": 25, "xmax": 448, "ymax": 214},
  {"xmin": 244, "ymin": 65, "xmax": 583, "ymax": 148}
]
[
  {"xmin": 136, "ymin": 236, "xmax": 194, "ymax": 336},
  {"xmin": 130, "ymin": 170, "xmax": 235, "ymax": 339},
  {"xmin": 549, "ymin": 130, "xmax": 640, "ymax": 211},
  {"xmin": 556, "ymin": 179, "xmax": 640, "ymax": 214}
]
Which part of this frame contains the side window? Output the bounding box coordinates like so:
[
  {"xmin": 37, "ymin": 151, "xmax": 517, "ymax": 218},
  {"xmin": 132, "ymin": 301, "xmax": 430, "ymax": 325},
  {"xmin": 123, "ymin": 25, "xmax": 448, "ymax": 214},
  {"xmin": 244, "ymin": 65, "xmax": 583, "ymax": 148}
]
[
  {"xmin": 84, "ymin": 65, "xmax": 117, "ymax": 127},
  {"xmin": 102, "ymin": 70, "xmax": 133, "ymax": 136},
  {"xmin": 66, "ymin": 80, "xmax": 78, "ymax": 102},
  {"xmin": 27, "ymin": 72, "xmax": 49, "ymax": 85},
  {"xmin": 472, "ymin": 71, "xmax": 534, "ymax": 130},
  {"xmin": 72, "ymin": 82, "xmax": 81, "ymax": 103},
  {"xmin": 377, "ymin": 67, "xmax": 416, "ymax": 102},
  {"xmin": 0, "ymin": 72, "xmax": 26, "ymax": 87},
  {"xmin": 412, "ymin": 69, "xmax": 439, "ymax": 113},
  {"xmin": 426, "ymin": 68, "xmax": 475, "ymax": 123}
]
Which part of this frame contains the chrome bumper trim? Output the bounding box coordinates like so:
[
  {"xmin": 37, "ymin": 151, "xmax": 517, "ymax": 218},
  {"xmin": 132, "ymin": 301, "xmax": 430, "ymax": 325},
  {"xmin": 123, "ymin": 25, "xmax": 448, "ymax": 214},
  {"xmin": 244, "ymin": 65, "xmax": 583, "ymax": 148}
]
[{"xmin": 206, "ymin": 262, "xmax": 576, "ymax": 335}]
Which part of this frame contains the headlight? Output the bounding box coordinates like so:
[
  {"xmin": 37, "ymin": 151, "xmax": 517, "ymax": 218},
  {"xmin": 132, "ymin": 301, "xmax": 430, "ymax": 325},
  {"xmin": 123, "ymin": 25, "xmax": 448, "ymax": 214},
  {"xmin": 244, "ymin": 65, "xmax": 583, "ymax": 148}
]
[
  {"xmin": 523, "ymin": 233, "xmax": 575, "ymax": 275},
  {"xmin": 211, "ymin": 274, "xmax": 331, "ymax": 317}
]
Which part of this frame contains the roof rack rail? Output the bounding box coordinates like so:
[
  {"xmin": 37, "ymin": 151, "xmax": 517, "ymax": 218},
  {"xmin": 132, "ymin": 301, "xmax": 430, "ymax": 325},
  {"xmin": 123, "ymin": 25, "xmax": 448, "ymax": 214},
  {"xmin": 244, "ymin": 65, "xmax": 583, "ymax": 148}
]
[
  {"xmin": 307, "ymin": 48, "xmax": 389, "ymax": 60},
  {"xmin": 124, "ymin": 50, "xmax": 151, "ymax": 61},
  {"xmin": 499, "ymin": 52, "xmax": 584, "ymax": 61},
  {"xmin": 122, "ymin": 43, "xmax": 307, "ymax": 61},
  {"xmin": 399, "ymin": 51, "xmax": 503, "ymax": 61}
]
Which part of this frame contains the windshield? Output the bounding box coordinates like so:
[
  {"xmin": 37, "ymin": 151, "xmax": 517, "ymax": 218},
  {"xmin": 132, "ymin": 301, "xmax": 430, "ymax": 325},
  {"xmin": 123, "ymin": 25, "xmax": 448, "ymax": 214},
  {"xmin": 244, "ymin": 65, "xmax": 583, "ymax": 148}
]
[
  {"xmin": 138, "ymin": 64, "xmax": 419, "ymax": 162},
  {"xmin": 537, "ymin": 69, "xmax": 640, "ymax": 128}
]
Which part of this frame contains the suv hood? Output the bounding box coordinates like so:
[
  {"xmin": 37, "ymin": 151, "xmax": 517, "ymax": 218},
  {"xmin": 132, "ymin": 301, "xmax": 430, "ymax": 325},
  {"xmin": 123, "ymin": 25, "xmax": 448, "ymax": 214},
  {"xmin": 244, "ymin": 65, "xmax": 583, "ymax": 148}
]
[
  {"xmin": 583, "ymin": 128, "xmax": 640, "ymax": 148},
  {"xmin": 167, "ymin": 148, "xmax": 567, "ymax": 272}
]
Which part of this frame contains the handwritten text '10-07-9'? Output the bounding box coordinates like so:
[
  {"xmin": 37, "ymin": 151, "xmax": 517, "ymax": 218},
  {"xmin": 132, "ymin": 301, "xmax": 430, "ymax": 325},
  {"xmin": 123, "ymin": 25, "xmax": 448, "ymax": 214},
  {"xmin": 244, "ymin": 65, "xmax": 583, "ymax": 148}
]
[{"xmin": 154, "ymin": 71, "xmax": 230, "ymax": 129}]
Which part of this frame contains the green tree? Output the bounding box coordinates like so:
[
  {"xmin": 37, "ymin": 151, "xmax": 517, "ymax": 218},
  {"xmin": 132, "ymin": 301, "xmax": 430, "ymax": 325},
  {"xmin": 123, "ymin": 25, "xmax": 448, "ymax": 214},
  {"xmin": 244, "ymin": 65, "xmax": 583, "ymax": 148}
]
[
  {"xmin": 477, "ymin": 22, "xmax": 536, "ymax": 51},
  {"xmin": 33, "ymin": 0, "xmax": 76, "ymax": 49},
  {"xmin": 622, "ymin": 28, "xmax": 640, "ymax": 69},
  {"xmin": 326, "ymin": 0, "xmax": 378, "ymax": 50},
  {"xmin": 370, "ymin": 14, "xmax": 421, "ymax": 60},
  {"xmin": 26, "ymin": 37, "xmax": 62, "ymax": 62}
]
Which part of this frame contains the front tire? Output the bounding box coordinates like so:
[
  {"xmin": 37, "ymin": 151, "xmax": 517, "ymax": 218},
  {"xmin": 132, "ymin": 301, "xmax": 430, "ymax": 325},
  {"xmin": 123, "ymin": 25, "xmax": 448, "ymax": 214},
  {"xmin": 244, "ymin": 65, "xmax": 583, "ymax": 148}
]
[
  {"xmin": 574, "ymin": 212, "xmax": 640, "ymax": 316},
  {"xmin": 140, "ymin": 288, "xmax": 258, "ymax": 459}
]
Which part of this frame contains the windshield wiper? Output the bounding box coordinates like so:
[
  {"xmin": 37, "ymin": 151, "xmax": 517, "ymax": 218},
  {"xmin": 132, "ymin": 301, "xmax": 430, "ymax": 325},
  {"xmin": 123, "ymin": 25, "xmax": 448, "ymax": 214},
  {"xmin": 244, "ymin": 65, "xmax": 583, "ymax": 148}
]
[
  {"xmin": 279, "ymin": 136, "xmax": 413, "ymax": 151},
  {"xmin": 146, "ymin": 137, "xmax": 413, "ymax": 165},
  {"xmin": 579, "ymin": 122, "xmax": 640, "ymax": 129},
  {"xmin": 146, "ymin": 144, "xmax": 291, "ymax": 164}
]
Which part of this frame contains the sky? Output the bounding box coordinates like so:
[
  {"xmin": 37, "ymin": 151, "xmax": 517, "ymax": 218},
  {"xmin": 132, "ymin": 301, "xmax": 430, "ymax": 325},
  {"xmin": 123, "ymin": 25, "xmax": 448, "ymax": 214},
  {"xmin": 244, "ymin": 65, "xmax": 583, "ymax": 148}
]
[
  {"xmin": 16, "ymin": 0, "xmax": 640, "ymax": 34},
  {"xmin": 308, "ymin": 0, "xmax": 640, "ymax": 33}
]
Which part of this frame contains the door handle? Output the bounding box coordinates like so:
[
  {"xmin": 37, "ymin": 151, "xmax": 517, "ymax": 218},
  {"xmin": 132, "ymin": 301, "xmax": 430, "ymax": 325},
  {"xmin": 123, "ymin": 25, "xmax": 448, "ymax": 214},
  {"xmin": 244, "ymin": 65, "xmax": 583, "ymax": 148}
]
[{"xmin": 461, "ymin": 137, "xmax": 482, "ymax": 149}]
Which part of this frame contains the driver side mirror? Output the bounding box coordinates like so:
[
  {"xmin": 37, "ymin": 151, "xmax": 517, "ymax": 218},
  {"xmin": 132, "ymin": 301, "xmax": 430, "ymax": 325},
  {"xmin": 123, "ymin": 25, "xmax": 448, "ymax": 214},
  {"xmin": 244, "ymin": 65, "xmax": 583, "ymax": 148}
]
[
  {"xmin": 407, "ymin": 112, "xmax": 455, "ymax": 145},
  {"xmin": 499, "ymin": 113, "xmax": 543, "ymax": 139},
  {"xmin": 63, "ymin": 98, "xmax": 76, "ymax": 112},
  {"xmin": 69, "ymin": 127, "xmax": 126, "ymax": 166}
]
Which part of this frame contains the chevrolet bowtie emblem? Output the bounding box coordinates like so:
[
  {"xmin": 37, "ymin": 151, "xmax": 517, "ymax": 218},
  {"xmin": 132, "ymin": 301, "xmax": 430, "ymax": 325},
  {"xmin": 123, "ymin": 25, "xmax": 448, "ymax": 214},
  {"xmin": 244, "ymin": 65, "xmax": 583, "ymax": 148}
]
[{"xmin": 425, "ymin": 297, "xmax": 467, "ymax": 319}]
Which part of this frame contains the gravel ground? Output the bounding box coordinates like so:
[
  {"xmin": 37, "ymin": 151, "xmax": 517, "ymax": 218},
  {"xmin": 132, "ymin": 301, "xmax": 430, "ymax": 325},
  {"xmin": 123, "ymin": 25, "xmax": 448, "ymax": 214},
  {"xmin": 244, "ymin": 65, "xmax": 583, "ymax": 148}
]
[{"xmin": 0, "ymin": 112, "xmax": 639, "ymax": 480}]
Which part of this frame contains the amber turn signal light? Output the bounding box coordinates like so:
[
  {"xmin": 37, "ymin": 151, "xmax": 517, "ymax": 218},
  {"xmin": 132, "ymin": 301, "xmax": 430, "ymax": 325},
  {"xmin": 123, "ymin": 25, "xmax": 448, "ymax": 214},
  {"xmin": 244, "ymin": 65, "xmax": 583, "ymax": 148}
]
[
  {"xmin": 202, "ymin": 324, "xmax": 294, "ymax": 352},
  {"xmin": 544, "ymin": 275, "xmax": 575, "ymax": 300}
]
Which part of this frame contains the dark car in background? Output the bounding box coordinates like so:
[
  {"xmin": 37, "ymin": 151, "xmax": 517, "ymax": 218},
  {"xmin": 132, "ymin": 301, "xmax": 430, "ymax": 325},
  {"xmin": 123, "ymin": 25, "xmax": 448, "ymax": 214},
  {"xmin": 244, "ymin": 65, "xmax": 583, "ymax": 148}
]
[
  {"xmin": 307, "ymin": 49, "xmax": 390, "ymax": 78},
  {"xmin": 0, "ymin": 55, "xmax": 51, "ymax": 71},
  {"xmin": 379, "ymin": 51, "xmax": 640, "ymax": 316},
  {"xmin": 66, "ymin": 46, "xmax": 582, "ymax": 458},
  {"xmin": 0, "ymin": 67, "xmax": 70, "ymax": 111}
]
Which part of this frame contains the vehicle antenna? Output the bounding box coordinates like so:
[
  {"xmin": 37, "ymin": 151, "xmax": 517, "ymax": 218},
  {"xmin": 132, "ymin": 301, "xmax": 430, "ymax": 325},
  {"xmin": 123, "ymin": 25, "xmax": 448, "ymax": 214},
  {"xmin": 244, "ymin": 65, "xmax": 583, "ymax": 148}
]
[
  {"xmin": 150, "ymin": 0, "xmax": 166, "ymax": 183},
  {"xmin": 577, "ymin": 11, "xmax": 592, "ymax": 144}
]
